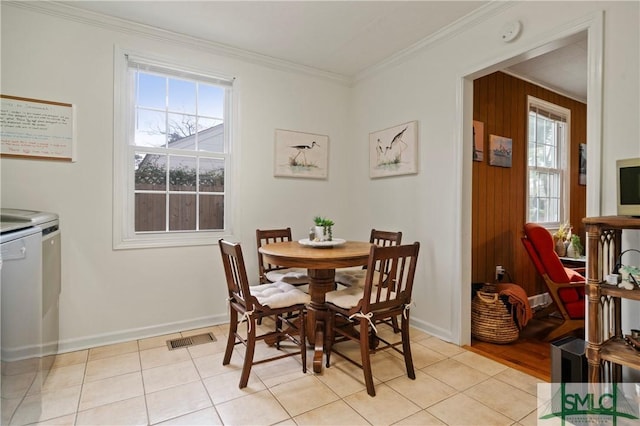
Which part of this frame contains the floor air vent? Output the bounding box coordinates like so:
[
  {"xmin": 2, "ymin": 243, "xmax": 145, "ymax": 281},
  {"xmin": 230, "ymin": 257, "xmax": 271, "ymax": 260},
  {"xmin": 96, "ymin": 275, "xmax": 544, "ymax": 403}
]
[{"xmin": 167, "ymin": 332, "xmax": 217, "ymax": 350}]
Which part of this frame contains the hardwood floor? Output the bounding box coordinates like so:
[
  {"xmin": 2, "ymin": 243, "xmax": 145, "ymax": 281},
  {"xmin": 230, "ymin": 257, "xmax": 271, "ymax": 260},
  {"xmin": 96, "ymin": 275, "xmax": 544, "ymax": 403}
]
[{"xmin": 465, "ymin": 316, "xmax": 585, "ymax": 382}]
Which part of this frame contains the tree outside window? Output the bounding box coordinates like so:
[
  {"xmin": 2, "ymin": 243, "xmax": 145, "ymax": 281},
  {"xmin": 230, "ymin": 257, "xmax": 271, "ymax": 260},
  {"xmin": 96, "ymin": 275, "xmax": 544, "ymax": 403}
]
[{"xmin": 114, "ymin": 51, "xmax": 233, "ymax": 249}]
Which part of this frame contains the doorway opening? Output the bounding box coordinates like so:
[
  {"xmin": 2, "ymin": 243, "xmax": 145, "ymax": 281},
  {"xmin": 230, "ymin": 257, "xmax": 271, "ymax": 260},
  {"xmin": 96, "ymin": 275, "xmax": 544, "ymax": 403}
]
[{"xmin": 456, "ymin": 14, "xmax": 603, "ymax": 381}]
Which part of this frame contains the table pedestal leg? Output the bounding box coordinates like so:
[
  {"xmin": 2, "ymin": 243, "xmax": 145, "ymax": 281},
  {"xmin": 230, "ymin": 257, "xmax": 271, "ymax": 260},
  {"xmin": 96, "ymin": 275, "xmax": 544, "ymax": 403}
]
[{"xmin": 306, "ymin": 269, "xmax": 335, "ymax": 373}]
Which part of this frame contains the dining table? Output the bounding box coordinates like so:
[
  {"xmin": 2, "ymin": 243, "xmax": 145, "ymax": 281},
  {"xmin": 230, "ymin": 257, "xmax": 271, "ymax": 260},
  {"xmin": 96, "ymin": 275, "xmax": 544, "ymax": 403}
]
[{"xmin": 258, "ymin": 239, "xmax": 373, "ymax": 373}]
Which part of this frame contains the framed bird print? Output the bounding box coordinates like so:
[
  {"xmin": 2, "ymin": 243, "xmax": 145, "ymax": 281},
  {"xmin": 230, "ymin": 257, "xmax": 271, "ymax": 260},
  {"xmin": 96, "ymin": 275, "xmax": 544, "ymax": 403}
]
[
  {"xmin": 369, "ymin": 120, "xmax": 418, "ymax": 178},
  {"xmin": 274, "ymin": 129, "xmax": 329, "ymax": 179}
]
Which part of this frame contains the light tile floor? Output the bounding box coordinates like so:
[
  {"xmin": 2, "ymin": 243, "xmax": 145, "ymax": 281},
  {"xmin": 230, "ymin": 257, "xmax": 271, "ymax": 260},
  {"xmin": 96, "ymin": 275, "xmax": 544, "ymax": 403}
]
[{"xmin": 2, "ymin": 322, "xmax": 545, "ymax": 425}]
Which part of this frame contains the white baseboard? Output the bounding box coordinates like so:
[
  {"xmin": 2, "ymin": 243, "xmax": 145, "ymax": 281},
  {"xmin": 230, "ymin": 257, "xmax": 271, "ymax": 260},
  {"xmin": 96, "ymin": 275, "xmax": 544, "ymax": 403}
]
[
  {"xmin": 409, "ymin": 317, "xmax": 453, "ymax": 344},
  {"xmin": 57, "ymin": 313, "xmax": 228, "ymax": 355},
  {"xmin": 528, "ymin": 292, "xmax": 551, "ymax": 309}
]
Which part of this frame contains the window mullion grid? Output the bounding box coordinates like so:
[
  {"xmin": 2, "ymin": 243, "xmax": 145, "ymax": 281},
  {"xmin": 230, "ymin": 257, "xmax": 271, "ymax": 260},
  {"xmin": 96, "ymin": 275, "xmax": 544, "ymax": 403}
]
[
  {"xmin": 165, "ymin": 154, "xmax": 171, "ymax": 232},
  {"xmin": 163, "ymin": 77, "xmax": 170, "ymax": 233},
  {"xmin": 529, "ymin": 102, "xmax": 567, "ymax": 226},
  {"xmin": 195, "ymin": 83, "xmax": 200, "ymax": 231},
  {"xmin": 125, "ymin": 56, "xmax": 231, "ymax": 241},
  {"xmin": 195, "ymin": 157, "xmax": 200, "ymax": 231}
]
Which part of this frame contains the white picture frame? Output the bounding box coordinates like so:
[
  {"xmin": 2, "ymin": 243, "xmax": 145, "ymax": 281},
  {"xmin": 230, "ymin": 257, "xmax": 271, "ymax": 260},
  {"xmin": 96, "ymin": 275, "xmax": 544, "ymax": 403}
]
[
  {"xmin": 1, "ymin": 94, "xmax": 76, "ymax": 161},
  {"xmin": 274, "ymin": 129, "xmax": 329, "ymax": 179},
  {"xmin": 488, "ymin": 134, "xmax": 513, "ymax": 168},
  {"xmin": 369, "ymin": 120, "xmax": 418, "ymax": 178}
]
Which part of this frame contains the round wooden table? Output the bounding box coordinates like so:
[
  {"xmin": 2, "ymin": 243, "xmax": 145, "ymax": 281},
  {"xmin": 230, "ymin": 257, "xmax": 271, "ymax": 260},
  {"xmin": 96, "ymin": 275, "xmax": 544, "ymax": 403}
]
[{"xmin": 259, "ymin": 240, "xmax": 373, "ymax": 373}]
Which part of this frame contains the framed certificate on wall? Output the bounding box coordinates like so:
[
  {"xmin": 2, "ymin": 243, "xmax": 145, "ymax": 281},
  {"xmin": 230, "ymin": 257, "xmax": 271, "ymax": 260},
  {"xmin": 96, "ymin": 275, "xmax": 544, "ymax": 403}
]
[{"xmin": 1, "ymin": 95, "xmax": 76, "ymax": 161}]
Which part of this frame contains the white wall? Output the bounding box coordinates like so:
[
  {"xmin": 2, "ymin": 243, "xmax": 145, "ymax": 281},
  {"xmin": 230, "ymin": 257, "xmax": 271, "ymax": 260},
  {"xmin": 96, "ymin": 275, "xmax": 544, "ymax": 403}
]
[
  {"xmin": 350, "ymin": 1, "xmax": 639, "ymax": 343},
  {"xmin": 1, "ymin": 4, "xmax": 354, "ymax": 351},
  {"xmin": 1, "ymin": 1, "xmax": 638, "ymax": 351}
]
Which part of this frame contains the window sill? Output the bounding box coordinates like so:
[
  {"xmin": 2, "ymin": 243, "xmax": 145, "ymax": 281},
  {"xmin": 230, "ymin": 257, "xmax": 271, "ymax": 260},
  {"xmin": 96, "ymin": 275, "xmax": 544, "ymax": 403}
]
[{"xmin": 113, "ymin": 230, "xmax": 232, "ymax": 250}]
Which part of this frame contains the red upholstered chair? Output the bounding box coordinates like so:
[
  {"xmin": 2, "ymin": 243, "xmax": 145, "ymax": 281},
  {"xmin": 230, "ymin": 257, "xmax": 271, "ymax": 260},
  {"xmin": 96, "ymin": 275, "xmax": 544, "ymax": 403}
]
[{"xmin": 521, "ymin": 223, "xmax": 585, "ymax": 341}]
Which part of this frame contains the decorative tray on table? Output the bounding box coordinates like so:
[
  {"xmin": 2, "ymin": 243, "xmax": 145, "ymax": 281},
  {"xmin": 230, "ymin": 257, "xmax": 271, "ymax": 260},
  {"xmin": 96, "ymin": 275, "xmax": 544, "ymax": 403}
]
[{"xmin": 298, "ymin": 238, "xmax": 346, "ymax": 248}]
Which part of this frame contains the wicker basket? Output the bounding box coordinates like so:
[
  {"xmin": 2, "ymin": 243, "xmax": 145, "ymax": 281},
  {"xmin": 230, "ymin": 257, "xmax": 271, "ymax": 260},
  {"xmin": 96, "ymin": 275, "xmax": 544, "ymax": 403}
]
[{"xmin": 471, "ymin": 289, "xmax": 519, "ymax": 344}]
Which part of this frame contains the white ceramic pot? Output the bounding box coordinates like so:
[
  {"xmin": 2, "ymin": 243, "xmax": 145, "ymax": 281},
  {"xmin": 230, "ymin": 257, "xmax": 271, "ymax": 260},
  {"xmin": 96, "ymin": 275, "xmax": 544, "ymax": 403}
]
[{"xmin": 315, "ymin": 226, "xmax": 327, "ymax": 241}]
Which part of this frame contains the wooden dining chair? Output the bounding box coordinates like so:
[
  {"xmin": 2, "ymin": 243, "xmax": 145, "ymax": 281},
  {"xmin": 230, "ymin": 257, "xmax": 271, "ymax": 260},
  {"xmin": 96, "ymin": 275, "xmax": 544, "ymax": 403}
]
[
  {"xmin": 324, "ymin": 242, "xmax": 420, "ymax": 396},
  {"xmin": 219, "ymin": 239, "xmax": 309, "ymax": 388},
  {"xmin": 334, "ymin": 229, "xmax": 402, "ymax": 287},
  {"xmin": 256, "ymin": 228, "xmax": 309, "ymax": 286},
  {"xmin": 335, "ymin": 229, "xmax": 403, "ymax": 332}
]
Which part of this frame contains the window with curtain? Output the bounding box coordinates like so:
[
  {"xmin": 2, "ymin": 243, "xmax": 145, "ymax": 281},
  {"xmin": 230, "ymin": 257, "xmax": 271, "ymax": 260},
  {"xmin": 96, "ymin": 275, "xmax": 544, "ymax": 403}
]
[
  {"xmin": 114, "ymin": 51, "xmax": 233, "ymax": 248},
  {"xmin": 526, "ymin": 96, "xmax": 571, "ymax": 228}
]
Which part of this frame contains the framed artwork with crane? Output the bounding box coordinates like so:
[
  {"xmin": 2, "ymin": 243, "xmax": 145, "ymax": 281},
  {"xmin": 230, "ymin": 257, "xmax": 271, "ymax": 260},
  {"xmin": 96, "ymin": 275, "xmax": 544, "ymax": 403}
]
[
  {"xmin": 369, "ymin": 120, "xmax": 418, "ymax": 178},
  {"xmin": 274, "ymin": 129, "xmax": 329, "ymax": 179}
]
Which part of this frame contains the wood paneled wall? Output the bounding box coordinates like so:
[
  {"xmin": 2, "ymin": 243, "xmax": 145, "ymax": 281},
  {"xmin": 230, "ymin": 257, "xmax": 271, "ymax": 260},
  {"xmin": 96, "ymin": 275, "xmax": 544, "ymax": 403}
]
[{"xmin": 472, "ymin": 72, "xmax": 587, "ymax": 297}]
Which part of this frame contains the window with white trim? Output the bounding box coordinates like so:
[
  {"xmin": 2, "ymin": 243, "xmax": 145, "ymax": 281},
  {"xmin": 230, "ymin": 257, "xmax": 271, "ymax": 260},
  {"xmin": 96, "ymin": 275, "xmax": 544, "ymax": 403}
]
[
  {"xmin": 114, "ymin": 52, "xmax": 233, "ymax": 249},
  {"xmin": 526, "ymin": 96, "xmax": 571, "ymax": 228}
]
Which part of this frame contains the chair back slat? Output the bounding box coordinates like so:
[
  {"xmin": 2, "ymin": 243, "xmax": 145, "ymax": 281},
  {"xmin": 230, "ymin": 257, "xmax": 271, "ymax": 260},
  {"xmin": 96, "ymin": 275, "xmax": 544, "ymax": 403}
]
[
  {"xmin": 361, "ymin": 243, "xmax": 419, "ymax": 314},
  {"xmin": 366, "ymin": 229, "xmax": 403, "ymax": 275},
  {"xmin": 370, "ymin": 229, "xmax": 402, "ymax": 247},
  {"xmin": 256, "ymin": 228, "xmax": 293, "ymax": 283},
  {"xmin": 219, "ymin": 239, "xmax": 255, "ymax": 311}
]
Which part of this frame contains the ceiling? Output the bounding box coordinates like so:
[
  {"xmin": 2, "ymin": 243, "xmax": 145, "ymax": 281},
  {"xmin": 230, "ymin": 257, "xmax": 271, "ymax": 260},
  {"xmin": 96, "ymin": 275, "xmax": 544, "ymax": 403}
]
[
  {"xmin": 505, "ymin": 37, "xmax": 588, "ymax": 102},
  {"xmin": 60, "ymin": 1, "xmax": 587, "ymax": 101}
]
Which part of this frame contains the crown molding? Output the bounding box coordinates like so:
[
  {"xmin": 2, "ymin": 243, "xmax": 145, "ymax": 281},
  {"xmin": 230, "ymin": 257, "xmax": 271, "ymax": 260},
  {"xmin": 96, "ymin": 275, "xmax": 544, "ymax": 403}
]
[
  {"xmin": 8, "ymin": 0, "xmax": 517, "ymax": 88},
  {"xmin": 353, "ymin": 1, "xmax": 515, "ymax": 84},
  {"xmin": 7, "ymin": 1, "xmax": 352, "ymax": 86}
]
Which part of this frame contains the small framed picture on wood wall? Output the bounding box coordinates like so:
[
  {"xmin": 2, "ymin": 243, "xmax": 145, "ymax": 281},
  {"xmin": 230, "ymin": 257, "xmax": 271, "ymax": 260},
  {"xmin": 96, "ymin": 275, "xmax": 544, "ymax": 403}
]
[
  {"xmin": 473, "ymin": 120, "xmax": 484, "ymax": 162},
  {"xmin": 579, "ymin": 143, "xmax": 587, "ymax": 185},
  {"xmin": 489, "ymin": 135, "xmax": 512, "ymax": 168}
]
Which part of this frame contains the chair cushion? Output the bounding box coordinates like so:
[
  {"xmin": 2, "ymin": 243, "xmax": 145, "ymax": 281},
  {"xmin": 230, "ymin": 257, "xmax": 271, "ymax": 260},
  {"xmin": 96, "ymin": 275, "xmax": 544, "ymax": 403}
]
[
  {"xmin": 325, "ymin": 286, "xmax": 396, "ymax": 310},
  {"xmin": 326, "ymin": 286, "xmax": 364, "ymax": 309},
  {"xmin": 265, "ymin": 268, "xmax": 309, "ymax": 285},
  {"xmin": 335, "ymin": 269, "xmax": 366, "ymax": 287},
  {"xmin": 557, "ymin": 284, "xmax": 585, "ymax": 314},
  {"xmin": 557, "ymin": 268, "xmax": 586, "ymax": 305},
  {"xmin": 251, "ymin": 281, "xmax": 310, "ymax": 309},
  {"xmin": 524, "ymin": 223, "xmax": 570, "ymax": 283},
  {"xmin": 558, "ymin": 288, "xmax": 580, "ymax": 303},
  {"xmin": 564, "ymin": 299, "xmax": 585, "ymax": 319},
  {"xmin": 566, "ymin": 267, "xmax": 586, "ymax": 282},
  {"xmin": 334, "ymin": 269, "xmax": 383, "ymax": 288},
  {"xmin": 521, "ymin": 238, "xmax": 545, "ymax": 276}
]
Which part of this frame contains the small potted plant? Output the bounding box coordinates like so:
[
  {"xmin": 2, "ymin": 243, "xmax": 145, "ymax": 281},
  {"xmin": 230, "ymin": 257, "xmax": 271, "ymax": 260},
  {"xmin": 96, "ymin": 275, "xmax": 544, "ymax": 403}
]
[
  {"xmin": 313, "ymin": 216, "xmax": 334, "ymax": 241},
  {"xmin": 567, "ymin": 234, "xmax": 583, "ymax": 258}
]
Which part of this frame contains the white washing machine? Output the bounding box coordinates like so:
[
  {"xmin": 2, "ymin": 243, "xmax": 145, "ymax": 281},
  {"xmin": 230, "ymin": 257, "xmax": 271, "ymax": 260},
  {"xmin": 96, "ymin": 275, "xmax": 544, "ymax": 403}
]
[
  {"xmin": 1, "ymin": 209, "xmax": 60, "ymax": 423},
  {"xmin": 0, "ymin": 224, "xmax": 43, "ymax": 361},
  {"xmin": 0, "ymin": 209, "xmax": 60, "ymax": 362}
]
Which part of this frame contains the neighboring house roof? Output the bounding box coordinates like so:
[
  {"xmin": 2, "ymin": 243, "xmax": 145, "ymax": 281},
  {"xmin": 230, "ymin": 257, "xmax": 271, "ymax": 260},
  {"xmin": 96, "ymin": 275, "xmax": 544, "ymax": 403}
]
[{"xmin": 137, "ymin": 123, "xmax": 224, "ymax": 170}]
